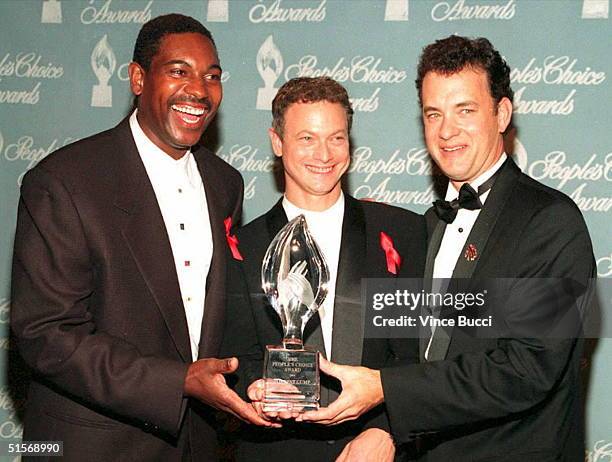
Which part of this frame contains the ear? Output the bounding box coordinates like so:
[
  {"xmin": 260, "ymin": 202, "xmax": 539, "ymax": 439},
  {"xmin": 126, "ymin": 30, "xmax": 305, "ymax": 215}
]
[
  {"xmin": 268, "ymin": 128, "xmax": 283, "ymax": 158},
  {"xmin": 496, "ymin": 97, "xmax": 512, "ymax": 133},
  {"xmin": 128, "ymin": 62, "xmax": 145, "ymax": 96}
]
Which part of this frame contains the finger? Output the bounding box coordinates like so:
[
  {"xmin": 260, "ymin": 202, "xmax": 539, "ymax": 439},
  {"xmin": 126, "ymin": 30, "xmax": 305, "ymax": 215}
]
[
  {"xmin": 299, "ymin": 401, "xmax": 342, "ymax": 422},
  {"xmin": 226, "ymin": 393, "xmax": 280, "ymax": 427},
  {"xmin": 254, "ymin": 403, "xmax": 283, "ymax": 425},
  {"xmin": 247, "ymin": 379, "xmax": 265, "ymax": 401},
  {"xmin": 212, "ymin": 357, "xmax": 238, "ymax": 374},
  {"xmin": 318, "ymin": 355, "xmax": 344, "ymax": 381},
  {"xmin": 276, "ymin": 409, "xmax": 297, "ymax": 420}
]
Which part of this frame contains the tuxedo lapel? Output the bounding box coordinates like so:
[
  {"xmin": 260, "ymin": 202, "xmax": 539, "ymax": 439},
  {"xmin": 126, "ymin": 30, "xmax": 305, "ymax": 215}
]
[
  {"xmin": 420, "ymin": 211, "xmax": 446, "ymax": 362},
  {"xmin": 197, "ymin": 150, "xmax": 231, "ymax": 358},
  {"xmin": 113, "ymin": 118, "xmax": 192, "ymax": 363},
  {"xmin": 424, "ymin": 214, "xmax": 446, "ymax": 281},
  {"xmin": 427, "ymin": 158, "xmax": 520, "ymax": 362},
  {"xmin": 330, "ymin": 196, "xmax": 366, "ymax": 368},
  {"xmin": 451, "ymin": 159, "xmax": 518, "ymax": 279}
]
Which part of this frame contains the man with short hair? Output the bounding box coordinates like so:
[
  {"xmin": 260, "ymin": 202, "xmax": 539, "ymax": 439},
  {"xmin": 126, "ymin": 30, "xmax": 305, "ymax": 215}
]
[
  {"xmin": 221, "ymin": 76, "xmax": 427, "ymax": 461},
  {"xmin": 299, "ymin": 36, "xmax": 595, "ymax": 462},
  {"xmin": 11, "ymin": 13, "xmax": 269, "ymax": 461}
]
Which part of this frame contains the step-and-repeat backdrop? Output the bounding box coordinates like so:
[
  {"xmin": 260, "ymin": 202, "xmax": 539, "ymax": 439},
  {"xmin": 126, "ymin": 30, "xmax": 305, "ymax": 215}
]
[{"xmin": 1, "ymin": 0, "xmax": 610, "ymax": 459}]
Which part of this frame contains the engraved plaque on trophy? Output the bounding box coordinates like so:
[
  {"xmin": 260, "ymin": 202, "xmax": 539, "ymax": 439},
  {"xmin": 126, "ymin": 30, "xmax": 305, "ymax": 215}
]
[{"xmin": 261, "ymin": 215, "xmax": 329, "ymax": 412}]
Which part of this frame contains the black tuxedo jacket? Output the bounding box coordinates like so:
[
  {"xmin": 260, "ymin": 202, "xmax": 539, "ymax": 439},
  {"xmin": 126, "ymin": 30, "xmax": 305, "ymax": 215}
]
[
  {"xmin": 11, "ymin": 117, "xmax": 243, "ymax": 461},
  {"xmin": 221, "ymin": 195, "xmax": 427, "ymax": 461},
  {"xmin": 381, "ymin": 158, "xmax": 595, "ymax": 461}
]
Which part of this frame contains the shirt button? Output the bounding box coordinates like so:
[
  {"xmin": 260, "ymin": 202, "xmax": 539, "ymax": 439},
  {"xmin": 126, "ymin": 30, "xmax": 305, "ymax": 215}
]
[{"xmin": 458, "ymin": 227, "xmax": 464, "ymax": 233}]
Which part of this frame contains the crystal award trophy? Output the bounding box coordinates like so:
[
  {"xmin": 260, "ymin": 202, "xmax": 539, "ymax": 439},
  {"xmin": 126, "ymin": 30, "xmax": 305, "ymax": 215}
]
[{"xmin": 261, "ymin": 215, "xmax": 329, "ymax": 412}]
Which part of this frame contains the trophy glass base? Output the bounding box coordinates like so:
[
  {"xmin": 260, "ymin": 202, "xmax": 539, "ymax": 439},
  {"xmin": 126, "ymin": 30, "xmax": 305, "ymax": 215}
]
[{"xmin": 263, "ymin": 344, "xmax": 319, "ymax": 413}]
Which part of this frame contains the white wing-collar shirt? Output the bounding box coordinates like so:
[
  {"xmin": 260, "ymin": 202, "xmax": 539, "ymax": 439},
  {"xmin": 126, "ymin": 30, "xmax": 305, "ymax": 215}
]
[
  {"xmin": 130, "ymin": 110, "xmax": 213, "ymax": 361},
  {"xmin": 433, "ymin": 153, "xmax": 507, "ymax": 279}
]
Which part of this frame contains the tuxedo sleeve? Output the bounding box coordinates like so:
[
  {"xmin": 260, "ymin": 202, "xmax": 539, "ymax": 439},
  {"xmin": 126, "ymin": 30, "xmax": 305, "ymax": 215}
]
[
  {"xmin": 220, "ymin": 257, "xmax": 264, "ymax": 400},
  {"xmin": 11, "ymin": 166, "xmax": 189, "ymax": 436},
  {"xmin": 381, "ymin": 199, "xmax": 594, "ymax": 443}
]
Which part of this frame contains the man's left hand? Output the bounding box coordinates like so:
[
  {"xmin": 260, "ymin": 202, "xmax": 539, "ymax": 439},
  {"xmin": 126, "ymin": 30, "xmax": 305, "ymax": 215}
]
[{"xmin": 298, "ymin": 356, "xmax": 384, "ymax": 425}]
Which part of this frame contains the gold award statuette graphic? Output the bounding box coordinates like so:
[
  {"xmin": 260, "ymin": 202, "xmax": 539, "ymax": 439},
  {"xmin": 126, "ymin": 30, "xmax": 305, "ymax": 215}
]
[
  {"xmin": 41, "ymin": 0, "xmax": 62, "ymax": 23},
  {"xmin": 385, "ymin": 0, "xmax": 409, "ymax": 21},
  {"xmin": 582, "ymin": 0, "xmax": 609, "ymax": 18},
  {"xmin": 207, "ymin": 0, "xmax": 229, "ymax": 22},
  {"xmin": 91, "ymin": 35, "xmax": 116, "ymax": 108},
  {"xmin": 261, "ymin": 215, "xmax": 329, "ymax": 412},
  {"xmin": 256, "ymin": 35, "xmax": 283, "ymax": 111}
]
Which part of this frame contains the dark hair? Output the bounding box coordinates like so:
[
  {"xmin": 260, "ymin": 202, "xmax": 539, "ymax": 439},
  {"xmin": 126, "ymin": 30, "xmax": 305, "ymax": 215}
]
[
  {"xmin": 271, "ymin": 77, "xmax": 354, "ymax": 138},
  {"xmin": 415, "ymin": 35, "xmax": 513, "ymax": 108},
  {"xmin": 133, "ymin": 14, "xmax": 215, "ymax": 70}
]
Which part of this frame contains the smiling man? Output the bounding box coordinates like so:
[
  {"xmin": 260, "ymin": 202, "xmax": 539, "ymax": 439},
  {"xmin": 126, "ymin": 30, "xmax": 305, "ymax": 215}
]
[
  {"xmin": 11, "ymin": 14, "xmax": 269, "ymax": 462},
  {"xmin": 221, "ymin": 77, "xmax": 427, "ymax": 461},
  {"xmin": 299, "ymin": 36, "xmax": 595, "ymax": 462}
]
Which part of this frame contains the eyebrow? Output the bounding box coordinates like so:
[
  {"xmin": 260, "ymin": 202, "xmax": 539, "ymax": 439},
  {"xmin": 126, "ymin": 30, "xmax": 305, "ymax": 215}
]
[
  {"xmin": 423, "ymin": 100, "xmax": 479, "ymax": 112},
  {"xmin": 162, "ymin": 59, "xmax": 222, "ymax": 73}
]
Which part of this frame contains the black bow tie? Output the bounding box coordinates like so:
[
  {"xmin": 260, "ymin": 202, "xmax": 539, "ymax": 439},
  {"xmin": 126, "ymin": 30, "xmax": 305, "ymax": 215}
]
[{"xmin": 433, "ymin": 171, "xmax": 499, "ymax": 224}]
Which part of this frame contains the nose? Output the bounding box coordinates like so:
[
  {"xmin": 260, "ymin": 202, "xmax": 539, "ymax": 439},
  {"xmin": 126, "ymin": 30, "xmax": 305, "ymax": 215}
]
[
  {"xmin": 185, "ymin": 77, "xmax": 208, "ymax": 100},
  {"xmin": 439, "ymin": 115, "xmax": 459, "ymax": 140},
  {"xmin": 313, "ymin": 142, "xmax": 332, "ymax": 163}
]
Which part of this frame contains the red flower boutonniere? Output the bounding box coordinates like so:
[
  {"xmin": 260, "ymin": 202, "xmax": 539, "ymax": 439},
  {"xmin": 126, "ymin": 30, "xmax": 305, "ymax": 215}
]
[
  {"xmin": 224, "ymin": 217, "xmax": 243, "ymax": 261},
  {"xmin": 379, "ymin": 231, "xmax": 401, "ymax": 275}
]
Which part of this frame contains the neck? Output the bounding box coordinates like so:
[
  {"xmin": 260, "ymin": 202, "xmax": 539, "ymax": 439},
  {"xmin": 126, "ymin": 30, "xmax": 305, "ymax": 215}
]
[{"xmin": 285, "ymin": 188, "xmax": 342, "ymax": 212}]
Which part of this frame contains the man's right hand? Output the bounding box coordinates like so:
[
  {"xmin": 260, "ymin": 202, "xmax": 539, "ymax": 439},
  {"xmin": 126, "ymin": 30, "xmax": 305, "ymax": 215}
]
[
  {"xmin": 184, "ymin": 357, "xmax": 279, "ymax": 427},
  {"xmin": 247, "ymin": 379, "xmax": 301, "ymax": 421}
]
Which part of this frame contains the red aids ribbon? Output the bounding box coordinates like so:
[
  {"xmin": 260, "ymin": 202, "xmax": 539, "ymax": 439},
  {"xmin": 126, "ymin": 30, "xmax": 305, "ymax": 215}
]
[
  {"xmin": 224, "ymin": 217, "xmax": 243, "ymax": 261},
  {"xmin": 380, "ymin": 231, "xmax": 401, "ymax": 275},
  {"xmin": 464, "ymin": 243, "xmax": 478, "ymax": 262}
]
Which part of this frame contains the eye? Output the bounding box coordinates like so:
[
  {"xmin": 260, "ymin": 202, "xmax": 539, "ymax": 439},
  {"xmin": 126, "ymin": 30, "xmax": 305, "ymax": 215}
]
[
  {"xmin": 205, "ymin": 72, "xmax": 222, "ymax": 81},
  {"xmin": 460, "ymin": 108, "xmax": 475, "ymax": 114},
  {"xmin": 169, "ymin": 68, "xmax": 186, "ymax": 77},
  {"xmin": 425, "ymin": 112, "xmax": 440, "ymax": 121}
]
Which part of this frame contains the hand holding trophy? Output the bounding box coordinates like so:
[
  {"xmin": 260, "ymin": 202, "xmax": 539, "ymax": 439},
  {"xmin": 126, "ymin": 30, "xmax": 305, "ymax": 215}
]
[{"xmin": 261, "ymin": 215, "xmax": 329, "ymax": 412}]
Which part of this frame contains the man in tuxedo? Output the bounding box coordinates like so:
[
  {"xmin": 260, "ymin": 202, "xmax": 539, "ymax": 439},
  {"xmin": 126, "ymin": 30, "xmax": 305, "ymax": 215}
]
[
  {"xmin": 221, "ymin": 77, "xmax": 427, "ymax": 461},
  {"xmin": 299, "ymin": 36, "xmax": 595, "ymax": 461},
  {"xmin": 11, "ymin": 13, "xmax": 270, "ymax": 462}
]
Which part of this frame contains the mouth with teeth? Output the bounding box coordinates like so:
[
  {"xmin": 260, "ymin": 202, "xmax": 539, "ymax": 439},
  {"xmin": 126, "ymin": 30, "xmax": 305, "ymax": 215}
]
[
  {"xmin": 171, "ymin": 103, "xmax": 209, "ymax": 126},
  {"xmin": 441, "ymin": 145, "xmax": 467, "ymax": 154},
  {"xmin": 305, "ymin": 164, "xmax": 334, "ymax": 174}
]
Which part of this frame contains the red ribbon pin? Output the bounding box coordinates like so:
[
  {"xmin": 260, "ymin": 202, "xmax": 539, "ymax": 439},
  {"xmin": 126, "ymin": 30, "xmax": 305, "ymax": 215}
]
[
  {"xmin": 380, "ymin": 231, "xmax": 401, "ymax": 275},
  {"xmin": 224, "ymin": 217, "xmax": 243, "ymax": 261},
  {"xmin": 464, "ymin": 243, "xmax": 478, "ymax": 262}
]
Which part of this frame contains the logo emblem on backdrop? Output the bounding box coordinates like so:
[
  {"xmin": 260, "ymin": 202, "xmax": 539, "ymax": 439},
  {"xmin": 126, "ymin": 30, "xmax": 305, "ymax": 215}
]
[
  {"xmin": 597, "ymin": 254, "xmax": 612, "ymax": 277},
  {"xmin": 385, "ymin": 0, "xmax": 409, "ymax": 21},
  {"xmin": 582, "ymin": 0, "xmax": 609, "ymax": 18},
  {"xmin": 256, "ymin": 35, "xmax": 284, "ymax": 111},
  {"xmin": 207, "ymin": 0, "xmax": 229, "ymax": 22},
  {"xmin": 90, "ymin": 35, "xmax": 117, "ymax": 108},
  {"xmin": 41, "ymin": 0, "xmax": 62, "ymax": 23},
  {"xmin": 513, "ymin": 137, "xmax": 528, "ymax": 172}
]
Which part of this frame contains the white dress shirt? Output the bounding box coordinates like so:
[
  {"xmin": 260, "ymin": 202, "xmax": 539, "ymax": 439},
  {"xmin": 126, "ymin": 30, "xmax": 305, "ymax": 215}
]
[
  {"xmin": 433, "ymin": 153, "xmax": 508, "ymax": 279},
  {"xmin": 426, "ymin": 154, "xmax": 507, "ymax": 360},
  {"xmin": 130, "ymin": 111, "xmax": 213, "ymax": 361},
  {"xmin": 282, "ymin": 192, "xmax": 345, "ymax": 359}
]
